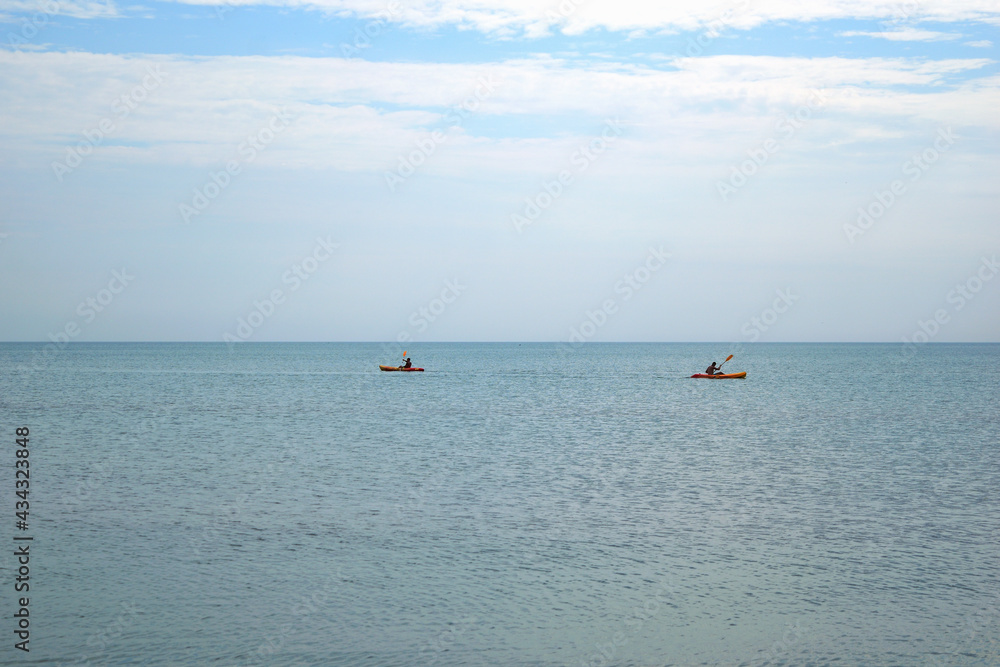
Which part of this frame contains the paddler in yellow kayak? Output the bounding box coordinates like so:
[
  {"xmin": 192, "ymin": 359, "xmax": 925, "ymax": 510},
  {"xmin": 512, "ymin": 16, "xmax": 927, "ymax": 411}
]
[
  {"xmin": 399, "ymin": 357, "xmax": 413, "ymax": 369},
  {"xmin": 704, "ymin": 361, "xmax": 724, "ymax": 375}
]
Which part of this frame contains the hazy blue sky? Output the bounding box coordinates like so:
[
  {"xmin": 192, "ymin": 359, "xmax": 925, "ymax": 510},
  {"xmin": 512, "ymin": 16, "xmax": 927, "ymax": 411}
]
[{"xmin": 1, "ymin": 0, "xmax": 998, "ymax": 344}]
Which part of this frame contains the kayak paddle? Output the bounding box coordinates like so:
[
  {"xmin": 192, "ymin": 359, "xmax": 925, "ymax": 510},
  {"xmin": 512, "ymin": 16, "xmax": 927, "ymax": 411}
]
[{"xmin": 718, "ymin": 354, "xmax": 734, "ymax": 369}]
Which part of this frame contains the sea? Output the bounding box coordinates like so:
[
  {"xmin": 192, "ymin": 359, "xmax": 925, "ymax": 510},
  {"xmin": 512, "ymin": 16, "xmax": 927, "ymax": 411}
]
[{"xmin": 1, "ymin": 342, "xmax": 998, "ymax": 666}]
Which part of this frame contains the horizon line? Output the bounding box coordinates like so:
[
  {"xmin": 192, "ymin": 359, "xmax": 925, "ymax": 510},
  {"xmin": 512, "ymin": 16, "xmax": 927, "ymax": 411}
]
[{"xmin": 2, "ymin": 341, "xmax": 998, "ymax": 345}]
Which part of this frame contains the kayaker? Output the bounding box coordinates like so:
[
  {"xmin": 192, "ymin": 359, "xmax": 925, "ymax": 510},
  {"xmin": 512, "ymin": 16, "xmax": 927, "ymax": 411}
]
[
  {"xmin": 401, "ymin": 357, "xmax": 413, "ymax": 369},
  {"xmin": 705, "ymin": 361, "xmax": 723, "ymax": 375}
]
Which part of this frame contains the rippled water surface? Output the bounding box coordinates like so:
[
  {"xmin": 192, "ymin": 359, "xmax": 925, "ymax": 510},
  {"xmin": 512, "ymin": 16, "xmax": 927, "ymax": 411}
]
[{"xmin": 2, "ymin": 342, "xmax": 998, "ymax": 665}]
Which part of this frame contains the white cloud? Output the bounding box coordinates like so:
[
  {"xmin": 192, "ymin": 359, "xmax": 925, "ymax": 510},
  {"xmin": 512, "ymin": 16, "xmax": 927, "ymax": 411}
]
[
  {"xmin": 0, "ymin": 50, "xmax": 995, "ymax": 177},
  {"xmin": 1, "ymin": 43, "xmax": 997, "ymax": 344},
  {"xmin": 964, "ymin": 39, "xmax": 993, "ymax": 47},
  {"xmin": 840, "ymin": 28, "xmax": 963, "ymax": 42},
  {"xmin": 163, "ymin": 0, "xmax": 1000, "ymax": 36},
  {"xmin": 0, "ymin": 0, "xmax": 119, "ymax": 18}
]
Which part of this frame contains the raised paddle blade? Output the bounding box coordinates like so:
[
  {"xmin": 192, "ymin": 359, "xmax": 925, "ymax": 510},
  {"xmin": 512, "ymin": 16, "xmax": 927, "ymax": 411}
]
[
  {"xmin": 403, "ymin": 350, "xmax": 407, "ymax": 357},
  {"xmin": 725, "ymin": 354, "xmax": 734, "ymax": 361}
]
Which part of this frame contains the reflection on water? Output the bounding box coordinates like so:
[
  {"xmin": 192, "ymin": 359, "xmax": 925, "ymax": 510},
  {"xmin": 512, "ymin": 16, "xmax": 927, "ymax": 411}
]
[{"xmin": 1, "ymin": 342, "xmax": 997, "ymax": 665}]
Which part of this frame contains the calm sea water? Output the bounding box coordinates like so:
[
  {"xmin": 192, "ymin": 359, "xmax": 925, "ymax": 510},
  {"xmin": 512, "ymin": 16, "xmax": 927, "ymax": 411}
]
[{"xmin": 1, "ymin": 342, "xmax": 998, "ymax": 666}]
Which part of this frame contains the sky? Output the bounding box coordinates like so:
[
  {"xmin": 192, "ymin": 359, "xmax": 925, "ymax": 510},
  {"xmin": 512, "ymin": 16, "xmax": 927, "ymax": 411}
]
[{"xmin": 1, "ymin": 0, "xmax": 998, "ymax": 344}]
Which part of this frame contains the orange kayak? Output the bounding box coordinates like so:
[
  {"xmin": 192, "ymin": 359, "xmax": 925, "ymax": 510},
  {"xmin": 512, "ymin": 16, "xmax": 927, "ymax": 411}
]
[
  {"xmin": 379, "ymin": 365, "xmax": 424, "ymax": 372},
  {"xmin": 690, "ymin": 372, "xmax": 746, "ymax": 379}
]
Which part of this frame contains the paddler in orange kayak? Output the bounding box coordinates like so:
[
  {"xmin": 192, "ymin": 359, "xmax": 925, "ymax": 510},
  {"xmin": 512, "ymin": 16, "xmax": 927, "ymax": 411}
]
[
  {"xmin": 704, "ymin": 361, "xmax": 723, "ymax": 375},
  {"xmin": 400, "ymin": 357, "xmax": 413, "ymax": 369}
]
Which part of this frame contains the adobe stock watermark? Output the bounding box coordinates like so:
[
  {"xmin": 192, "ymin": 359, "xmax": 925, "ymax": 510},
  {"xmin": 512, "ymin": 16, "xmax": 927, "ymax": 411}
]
[
  {"xmin": 384, "ymin": 74, "xmax": 501, "ymax": 192},
  {"xmin": 386, "ymin": 472, "xmax": 446, "ymax": 524},
  {"xmin": 51, "ymin": 65, "xmax": 167, "ymax": 182},
  {"xmin": 844, "ymin": 127, "xmax": 957, "ymax": 244},
  {"xmin": 563, "ymin": 246, "xmax": 670, "ymax": 346},
  {"xmin": 15, "ymin": 269, "xmax": 135, "ymax": 374},
  {"xmin": 185, "ymin": 435, "xmax": 298, "ymax": 564},
  {"xmin": 511, "ymin": 118, "xmax": 624, "ymax": 233},
  {"xmin": 715, "ymin": 286, "xmax": 800, "ymax": 369},
  {"xmin": 6, "ymin": 0, "xmax": 60, "ymax": 50},
  {"xmin": 213, "ymin": 0, "xmax": 239, "ymax": 20},
  {"xmin": 82, "ymin": 601, "xmax": 142, "ymax": 662},
  {"xmin": 337, "ymin": 1, "xmax": 401, "ymax": 56},
  {"xmin": 740, "ymin": 288, "xmax": 799, "ymax": 342},
  {"xmin": 930, "ymin": 594, "xmax": 1000, "ymax": 667},
  {"xmin": 65, "ymin": 461, "xmax": 116, "ymax": 508},
  {"xmin": 717, "ymin": 89, "xmax": 826, "ymax": 201},
  {"xmin": 899, "ymin": 254, "xmax": 998, "ymax": 359},
  {"xmin": 544, "ymin": 0, "xmax": 585, "ymax": 25},
  {"xmin": 747, "ymin": 622, "xmax": 804, "ymax": 667},
  {"xmin": 65, "ymin": 405, "xmax": 177, "ymax": 509},
  {"xmin": 380, "ymin": 278, "xmax": 467, "ymax": 360},
  {"xmin": 416, "ymin": 616, "xmax": 477, "ymax": 665},
  {"xmin": 44, "ymin": 600, "xmax": 142, "ymax": 662},
  {"xmin": 877, "ymin": 0, "xmax": 922, "ymax": 38},
  {"xmin": 577, "ymin": 578, "xmax": 679, "ymax": 667},
  {"xmin": 681, "ymin": 0, "xmax": 752, "ymax": 57},
  {"xmin": 222, "ymin": 236, "xmax": 339, "ymax": 344},
  {"xmin": 187, "ymin": 467, "xmax": 281, "ymax": 561},
  {"xmin": 179, "ymin": 108, "xmax": 294, "ymax": 224},
  {"xmin": 237, "ymin": 570, "xmax": 345, "ymax": 666}
]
